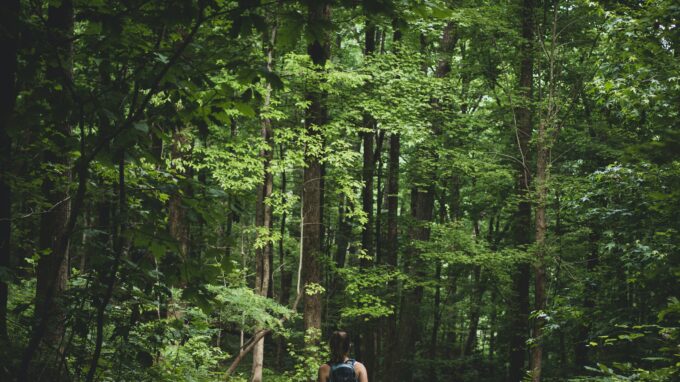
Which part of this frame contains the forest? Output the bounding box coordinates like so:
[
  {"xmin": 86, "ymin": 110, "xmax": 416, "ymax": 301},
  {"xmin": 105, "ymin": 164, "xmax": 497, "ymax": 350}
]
[{"xmin": 0, "ymin": 0, "xmax": 679, "ymax": 381}]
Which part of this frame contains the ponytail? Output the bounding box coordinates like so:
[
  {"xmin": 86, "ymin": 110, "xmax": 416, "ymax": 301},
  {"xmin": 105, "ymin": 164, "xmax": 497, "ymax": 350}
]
[{"xmin": 329, "ymin": 331, "xmax": 351, "ymax": 364}]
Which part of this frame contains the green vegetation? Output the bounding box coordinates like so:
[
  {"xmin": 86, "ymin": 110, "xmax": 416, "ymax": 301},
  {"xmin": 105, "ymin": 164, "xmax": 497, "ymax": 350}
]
[{"xmin": 0, "ymin": 0, "xmax": 678, "ymax": 381}]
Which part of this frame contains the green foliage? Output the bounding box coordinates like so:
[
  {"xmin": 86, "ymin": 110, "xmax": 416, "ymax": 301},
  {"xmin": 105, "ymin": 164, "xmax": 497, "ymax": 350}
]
[
  {"xmin": 209, "ymin": 285, "xmax": 295, "ymax": 333},
  {"xmin": 286, "ymin": 329, "xmax": 329, "ymax": 382},
  {"xmin": 3, "ymin": 0, "xmax": 679, "ymax": 381}
]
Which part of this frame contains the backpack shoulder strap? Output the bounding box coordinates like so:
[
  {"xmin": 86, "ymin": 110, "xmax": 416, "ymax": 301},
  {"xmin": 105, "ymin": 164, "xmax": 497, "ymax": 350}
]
[
  {"xmin": 348, "ymin": 359, "xmax": 357, "ymax": 381},
  {"xmin": 327, "ymin": 362, "xmax": 334, "ymax": 382}
]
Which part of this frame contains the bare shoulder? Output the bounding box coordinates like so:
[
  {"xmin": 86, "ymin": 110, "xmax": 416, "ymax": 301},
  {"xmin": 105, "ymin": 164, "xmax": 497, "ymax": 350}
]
[
  {"xmin": 353, "ymin": 361, "xmax": 368, "ymax": 382},
  {"xmin": 318, "ymin": 363, "xmax": 330, "ymax": 382}
]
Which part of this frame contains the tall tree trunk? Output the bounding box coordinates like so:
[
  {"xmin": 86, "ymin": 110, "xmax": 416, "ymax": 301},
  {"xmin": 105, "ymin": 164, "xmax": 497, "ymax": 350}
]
[
  {"xmin": 277, "ymin": 148, "xmax": 292, "ymax": 368},
  {"xmin": 361, "ymin": 21, "xmax": 376, "ymax": 267},
  {"xmin": 168, "ymin": 128, "xmax": 192, "ymax": 260},
  {"xmin": 531, "ymin": 125, "xmax": 548, "ymax": 382},
  {"xmin": 85, "ymin": 151, "xmax": 126, "ymax": 382},
  {"xmin": 464, "ymin": 265, "xmax": 484, "ymax": 356},
  {"xmin": 382, "ymin": 131, "xmax": 400, "ymax": 380},
  {"xmin": 0, "ymin": 0, "xmax": 20, "ymax": 343},
  {"xmin": 428, "ymin": 194, "xmax": 447, "ymax": 380},
  {"xmin": 334, "ymin": 196, "xmax": 351, "ymax": 268},
  {"xmin": 302, "ymin": 0, "xmax": 330, "ymax": 343},
  {"xmin": 531, "ymin": 3, "xmax": 557, "ymax": 379},
  {"xmin": 359, "ymin": 20, "xmax": 378, "ymax": 379},
  {"xmin": 382, "ymin": 19, "xmax": 402, "ymax": 380},
  {"xmin": 429, "ymin": 259, "xmax": 442, "ymax": 380},
  {"xmin": 33, "ymin": 1, "xmax": 74, "ymax": 378},
  {"xmin": 395, "ymin": 186, "xmax": 434, "ymax": 381},
  {"xmin": 489, "ymin": 290, "xmax": 497, "ymax": 362},
  {"xmin": 574, "ymin": 229, "xmax": 599, "ymax": 369},
  {"xmin": 251, "ymin": 17, "xmax": 277, "ymax": 382},
  {"xmin": 375, "ymin": 132, "xmax": 384, "ymax": 264},
  {"xmin": 464, "ymin": 221, "xmax": 486, "ymax": 356},
  {"xmin": 508, "ymin": 0, "xmax": 534, "ymax": 380}
]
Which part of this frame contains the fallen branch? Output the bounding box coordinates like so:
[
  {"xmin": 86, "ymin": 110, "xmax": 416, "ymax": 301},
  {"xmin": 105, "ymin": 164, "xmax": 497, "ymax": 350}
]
[{"xmin": 224, "ymin": 292, "xmax": 302, "ymax": 379}]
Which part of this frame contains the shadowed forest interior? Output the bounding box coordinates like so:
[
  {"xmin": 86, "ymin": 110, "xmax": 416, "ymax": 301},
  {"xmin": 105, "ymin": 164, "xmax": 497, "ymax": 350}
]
[{"xmin": 0, "ymin": 0, "xmax": 679, "ymax": 381}]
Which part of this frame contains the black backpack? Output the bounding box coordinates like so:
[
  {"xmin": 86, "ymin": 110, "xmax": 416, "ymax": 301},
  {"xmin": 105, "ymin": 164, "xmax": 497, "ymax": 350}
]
[{"xmin": 328, "ymin": 359, "xmax": 357, "ymax": 382}]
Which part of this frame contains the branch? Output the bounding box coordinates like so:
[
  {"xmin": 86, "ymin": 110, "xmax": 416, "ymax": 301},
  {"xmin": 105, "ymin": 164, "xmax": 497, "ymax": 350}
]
[
  {"xmin": 81, "ymin": 8, "xmax": 208, "ymax": 167},
  {"xmin": 224, "ymin": 293, "xmax": 303, "ymax": 379}
]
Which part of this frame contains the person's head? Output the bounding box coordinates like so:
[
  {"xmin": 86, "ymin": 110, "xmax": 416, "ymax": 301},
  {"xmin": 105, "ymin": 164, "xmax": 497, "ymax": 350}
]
[{"xmin": 329, "ymin": 331, "xmax": 351, "ymax": 363}]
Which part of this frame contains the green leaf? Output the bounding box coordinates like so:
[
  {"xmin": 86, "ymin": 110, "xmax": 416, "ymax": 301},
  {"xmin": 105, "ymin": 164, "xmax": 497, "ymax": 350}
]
[
  {"xmin": 234, "ymin": 102, "xmax": 255, "ymax": 117},
  {"xmin": 133, "ymin": 122, "xmax": 149, "ymax": 133}
]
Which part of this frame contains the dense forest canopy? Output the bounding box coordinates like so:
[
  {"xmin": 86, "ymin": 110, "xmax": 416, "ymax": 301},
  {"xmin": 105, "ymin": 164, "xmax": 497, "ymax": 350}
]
[{"xmin": 0, "ymin": 0, "xmax": 679, "ymax": 381}]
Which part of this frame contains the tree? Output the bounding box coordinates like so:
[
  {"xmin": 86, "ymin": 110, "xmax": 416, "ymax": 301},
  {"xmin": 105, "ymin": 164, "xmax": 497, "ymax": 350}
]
[
  {"xmin": 508, "ymin": 0, "xmax": 535, "ymax": 380},
  {"xmin": 251, "ymin": 9, "xmax": 278, "ymax": 382},
  {"xmin": 302, "ymin": 0, "xmax": 331, "ymax": 342},
  {"xmin": 0, "ymin": 0, "xmax": 19, "ymax": 344},
  {"xmin": 32, "ymin": 2, "xmax": 75, "ymax": 378}
]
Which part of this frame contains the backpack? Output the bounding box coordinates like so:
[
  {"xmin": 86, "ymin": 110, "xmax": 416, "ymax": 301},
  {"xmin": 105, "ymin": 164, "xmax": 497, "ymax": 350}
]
[{"xmin": 328, "ymin": 359, "xmax": 357, "ymax": 382}]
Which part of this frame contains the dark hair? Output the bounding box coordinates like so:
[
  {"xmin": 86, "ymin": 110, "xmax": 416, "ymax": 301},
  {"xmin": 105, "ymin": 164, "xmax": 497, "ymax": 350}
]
[{"xmin": 329, "ymin": 331, "xmax": 351, "ymax": 364}]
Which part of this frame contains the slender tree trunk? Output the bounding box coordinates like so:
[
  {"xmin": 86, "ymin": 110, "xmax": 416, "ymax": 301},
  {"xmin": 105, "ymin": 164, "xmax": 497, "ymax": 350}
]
[
  {"xmin": 382, "ymin": 131, "xmax": 400, "ymax": 380},
  {"xmin": 382, "ymin": 21, "xmax": 403, "ymax": 381},
  {"xmin": 449, "ymin": 176, "xmax": 461, "ymax": 221},
  {"xmin": 359, "ymin": 20, "xmax": 378, "ymax": 379},
  {"xmin": 575, "ymin": 229, "xmax": 599, "ymax": 369},
  {"xmin": 508, "ymin": 0, "xmax": 534, "ymax": 380},
  {"xmin": 395, "ymin": 186, "xmax": 434, "ymax": 382},
  {"xmin": 489, "ymin": 290, "xmax": 497, "ymax": 362},
  {"xmin": 531, "ymin": 125, "xmax": 548, "ymax": 382},
  {"xmin": 33, "ymin": 2, "xmax": 74, "ymax": 378},
  {"xmin": 302, "ymin": 0, "xmax": 330, "ymax": 343},
  {"xmin": 361, "ymin": 21, "xmax": 376, "ymax": 268},
  {"xmin": 531, "ymin": 3, "xmax": 557, "ymax": 379},
  {"xmin": 168, "ymin": 129, "xmax": 192, "ymax": 260},
  {"xmin": 277, "ymin": 150, "xmax": 292, "ymax": 368},
  {"xmin": 251, "ymin": 17, "xmax": 278, "ymax": 382},
  {"xmin": 334, "ymin": 196, "xmax": 351, "ymax": 268},
  {"xmin": 429, "ymin": 259, "xmax": 442, "ymax": 379},
  {"xmin": 375, "ymin": 132, "xmax": 384, "ymax": 264},
  {"xmin": 428, "ymin": 194, "xmax": 447, "ymax": 380},
  {"xmin": 464, "ymin": 266, "xmax": 484, "ymax": 356},
  {"xmin": 85, "ymin": 151, "xmax": 126, "ymax": 382},
  {"xmin": 0, "ymin": 0, "xmax": 20, "ymax": 344}
]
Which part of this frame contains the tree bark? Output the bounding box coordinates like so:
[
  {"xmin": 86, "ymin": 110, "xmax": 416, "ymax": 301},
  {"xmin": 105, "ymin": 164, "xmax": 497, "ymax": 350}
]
[
  {"xmin": 168, "ymin": 128, "xmax": 192, "ymax": 260},
  {"xmin": 302, "ymin": 0, "xmax": 330, "ymax": 342},
  {"xmin": 251, "ymin": 17, "xmax": 277, "ymax": 382},
  {"xmin": 375, "ymin": 132, "xmax": 384, "ymax": 264},
  {"xmin": 277, "ymin": 149, "xmax": 292, "ymax": 368},
  {"xmin": 0, "ymin": 0, "xmax": 20, "ymax": 343},
  {"xmin": 394, "ymin": 186, "xmax": 434, "ymax": 382},
  {"xmin": 85, "ymin": 152, "xmax": 126, "ymax": 382},
  {"xmin": 382, "ymin": 132, "xmax": 400, "ymax": 380},
  {"xmin": 334, "ymin": 196, "xmax": 351, "ymax": 268},
  {"xmin": 361, "ymin": 21, "xmax": 377, "ymax": 267},
  {"xmin": 531, "ymin": 3, "xmax": 557, "ymax": 379},
  {"xmin": 575, "ymin": 229, "xmax": 599, "ymax": 369},
  {"xmin": 508, "ymin": 0, "xmax": 534, "ymax": 380},
  {"xmin": 358, "ymin": 20, "xmax": 379, "ymax": 379},
  {"xmin": 531, "ymin": 124, "xmax": 548, "ymax": 382},
  {"xmin": 382, "ymin": 20, "xmax": 402, "ymax": 380},
  {"xmin": 33, "ymin": 2, "xmax": 74, "ymax": 378},
  {"xmin": 429, "ymin": 259, "xmax": 442, "ymax": 380},
  {"xmin": 464, "ymin": 265, "xmax": 484, "ymax": 356}
]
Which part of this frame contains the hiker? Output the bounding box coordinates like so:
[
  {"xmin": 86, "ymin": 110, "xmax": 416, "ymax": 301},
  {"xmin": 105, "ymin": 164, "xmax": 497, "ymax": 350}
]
[{"xmin": 318, "ymin": 331, "xmax": 368, "ymax": 382}]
